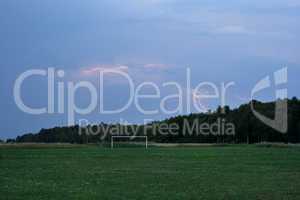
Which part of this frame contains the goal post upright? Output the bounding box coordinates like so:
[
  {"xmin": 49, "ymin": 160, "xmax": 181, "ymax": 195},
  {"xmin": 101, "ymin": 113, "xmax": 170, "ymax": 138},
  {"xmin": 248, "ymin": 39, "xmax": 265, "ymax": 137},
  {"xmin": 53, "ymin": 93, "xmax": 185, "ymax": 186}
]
[{"xmin": 146, "ymin": 136, "xmax": 148, "ymax": 149}]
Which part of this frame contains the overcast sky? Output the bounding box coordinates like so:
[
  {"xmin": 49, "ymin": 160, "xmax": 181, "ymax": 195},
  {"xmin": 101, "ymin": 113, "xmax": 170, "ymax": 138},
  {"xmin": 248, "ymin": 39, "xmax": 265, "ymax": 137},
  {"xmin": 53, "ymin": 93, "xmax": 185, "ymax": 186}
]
[{"xmin": 1, "ymin": 0, "xmax": 299, "ymax": 139}]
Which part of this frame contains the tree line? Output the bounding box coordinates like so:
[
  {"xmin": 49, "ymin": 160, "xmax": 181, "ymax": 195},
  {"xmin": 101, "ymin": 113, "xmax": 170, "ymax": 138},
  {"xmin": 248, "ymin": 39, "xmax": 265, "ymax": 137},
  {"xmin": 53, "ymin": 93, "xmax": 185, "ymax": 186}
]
[{"xmin": 7, "ymin": 97, "xmax": 300, "ymax": 144}]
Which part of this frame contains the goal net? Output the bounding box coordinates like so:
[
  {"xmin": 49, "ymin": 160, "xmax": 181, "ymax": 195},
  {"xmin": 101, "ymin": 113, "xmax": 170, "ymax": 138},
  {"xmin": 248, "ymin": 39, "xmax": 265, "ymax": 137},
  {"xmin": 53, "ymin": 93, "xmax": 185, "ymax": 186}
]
[{"xmin": 111, "ymin": 136, "xmax": 148, "ymax": 148}]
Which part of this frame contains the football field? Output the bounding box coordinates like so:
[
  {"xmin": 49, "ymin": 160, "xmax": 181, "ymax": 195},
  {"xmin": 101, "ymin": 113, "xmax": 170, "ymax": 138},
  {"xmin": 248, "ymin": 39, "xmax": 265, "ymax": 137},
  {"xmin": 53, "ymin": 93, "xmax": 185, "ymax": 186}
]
[{"xmin": 1, "ymin": 144, "xmax": 300, "ymax": 199}]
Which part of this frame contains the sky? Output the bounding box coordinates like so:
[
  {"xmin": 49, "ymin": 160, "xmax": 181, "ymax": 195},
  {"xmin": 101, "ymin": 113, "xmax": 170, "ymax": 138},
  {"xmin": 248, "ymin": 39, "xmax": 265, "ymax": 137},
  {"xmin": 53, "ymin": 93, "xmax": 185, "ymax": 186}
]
[{"xmin": 0, "ymin": 0, "xmax": 300, "ymax": 139}]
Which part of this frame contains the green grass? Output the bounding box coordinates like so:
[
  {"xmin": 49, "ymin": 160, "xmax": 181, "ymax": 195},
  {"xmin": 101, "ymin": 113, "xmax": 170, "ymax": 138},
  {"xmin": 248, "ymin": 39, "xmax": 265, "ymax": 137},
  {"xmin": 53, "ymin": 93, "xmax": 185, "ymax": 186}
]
[{"xmin": 1, "ymin": 145, "xmax": 300, "ymax": 200}]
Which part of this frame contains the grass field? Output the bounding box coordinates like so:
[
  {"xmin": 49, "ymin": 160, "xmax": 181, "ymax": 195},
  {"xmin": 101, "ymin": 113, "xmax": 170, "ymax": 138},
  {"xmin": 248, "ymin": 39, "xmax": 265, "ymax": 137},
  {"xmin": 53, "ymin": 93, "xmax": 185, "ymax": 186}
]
[{"xmin": 1, "ymin": 144, "xmax": 300, "ymax": 199}]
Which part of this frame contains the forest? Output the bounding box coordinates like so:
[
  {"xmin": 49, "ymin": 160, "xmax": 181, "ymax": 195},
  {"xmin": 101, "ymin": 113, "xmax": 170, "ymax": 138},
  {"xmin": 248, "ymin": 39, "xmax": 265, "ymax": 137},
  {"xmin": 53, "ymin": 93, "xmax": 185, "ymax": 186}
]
[{"xmin": 10, "ymin": 97, "xmax": 300, "ymax": 144}]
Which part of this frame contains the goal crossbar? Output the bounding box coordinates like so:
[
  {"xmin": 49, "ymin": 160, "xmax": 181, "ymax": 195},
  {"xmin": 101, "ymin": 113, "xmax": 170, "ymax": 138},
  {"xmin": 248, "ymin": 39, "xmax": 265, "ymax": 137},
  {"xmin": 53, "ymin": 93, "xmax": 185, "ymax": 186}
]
[{"xmin": 111, "ymin": 136, "xmax": 148, "ymax": 148}]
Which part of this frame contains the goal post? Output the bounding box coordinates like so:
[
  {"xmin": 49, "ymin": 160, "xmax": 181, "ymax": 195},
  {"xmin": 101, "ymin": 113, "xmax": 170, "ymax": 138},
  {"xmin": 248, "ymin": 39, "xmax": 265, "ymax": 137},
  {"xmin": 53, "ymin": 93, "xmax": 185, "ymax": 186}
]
[{"xmin": 111, "ymin": 136, "xmax": 148, "ymax": 149}]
